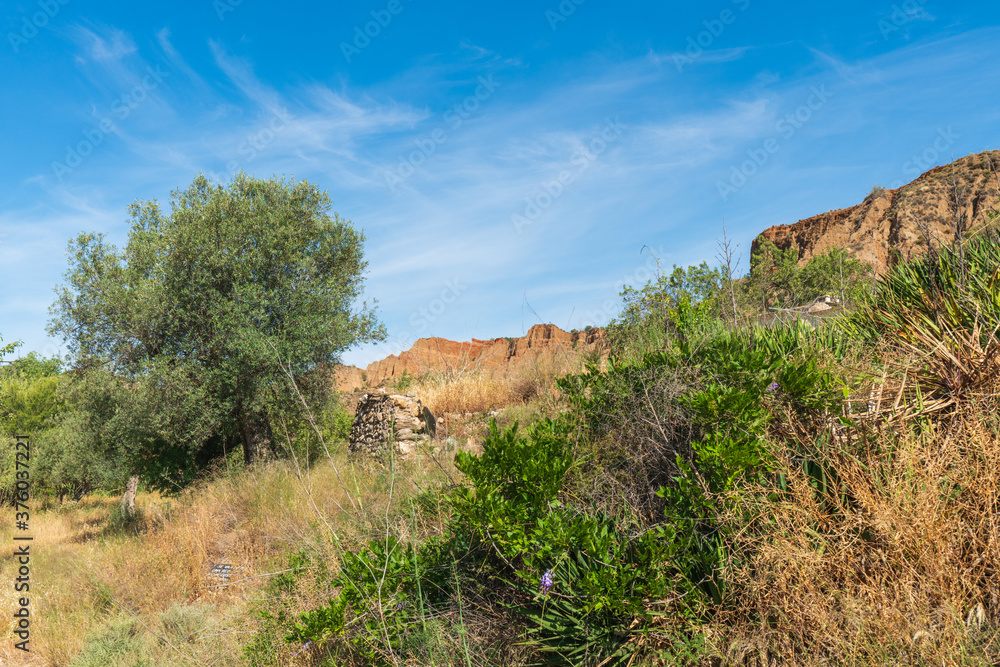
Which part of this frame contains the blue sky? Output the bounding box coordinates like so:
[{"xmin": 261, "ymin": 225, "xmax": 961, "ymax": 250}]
[{"xmin": 1, "ymin": 0, "xmax": 998, "ymax": 366}]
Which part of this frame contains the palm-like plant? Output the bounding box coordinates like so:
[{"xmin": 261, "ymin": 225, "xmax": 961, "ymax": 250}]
[
  {"xmin": 844, "ymin": 231, "xmax": 1000, "ymax": 345},
  {"xmin": 843, "ymin": 230, "xmax": 1000, "ymax": 421}
]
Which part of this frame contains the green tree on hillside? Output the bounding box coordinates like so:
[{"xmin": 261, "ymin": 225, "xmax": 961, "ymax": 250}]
[
  {"xmin": 609, "ymin": 261, "xmax": 725, "ymax": 355},
  {"xmin": 749, "ymin": 239, "xmax": 872, "ymax": 309},
  {"xmin": 48, "ymin": 173, "xmax": 384, "ymax": 476},
  {"xmin": 747, "ymin": 239, "xmax": 801, "ymax": 309},
  {"xmin": 2, "ymin": 351, "xmax": 62, "ymax": 380}
]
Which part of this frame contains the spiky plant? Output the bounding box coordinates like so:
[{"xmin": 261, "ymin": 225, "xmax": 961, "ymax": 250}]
[
  {"xmin": 842, "ymin": 231, "xmax": 1000, "ymax": 422},
  {"xmin": 866, "ymin": 315, "xmax": 1000, "ymax": 421},
  {"xmin": 843, "ymin": 231, "xmax": 1000, "ymax": 346}
]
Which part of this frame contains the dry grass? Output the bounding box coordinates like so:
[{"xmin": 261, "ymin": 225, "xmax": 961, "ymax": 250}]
[
  {"xmin": 411, "ymin": 372, "xmax": 534, "ymax": 415},
  {"xmin": 0, "ymin": 446, "xmax": 459, "ymax": 667},
  {"xmin": 715, "ymin": 400, "xmax": 1000, "ymax": 666},
  {"xmin": 407, "ymin": 344, "xmax": 596, "ymax": 416}
]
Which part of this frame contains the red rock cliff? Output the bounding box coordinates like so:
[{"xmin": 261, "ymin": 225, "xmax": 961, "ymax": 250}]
[
  {"xmin": 336, "ymin": 324, "xmax": 605, "ymax": 390},
  {"xmin": 753, "ymin": 151, "xmax": 1000, "ymax": 275}
]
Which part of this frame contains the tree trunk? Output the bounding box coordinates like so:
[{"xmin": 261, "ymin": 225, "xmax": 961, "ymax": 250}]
[
  {"xmin": 240, "ymin": 408, "xmax": 274, "ymax": 465},
  {"xmin": 120, "ymin": 475, "xmax": 139, "ymax": 516}
]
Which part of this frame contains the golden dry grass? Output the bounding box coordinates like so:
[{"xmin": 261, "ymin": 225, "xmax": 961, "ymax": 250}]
[
  {"xmin": 0, "ymin": 448, "xmax": 457, "ymax": 667},
  {"xmin": 714, "ymin": 403, "xmax": 1000, "ymax": 666},
  {"xmin": 407, "ymin": 343, "xmax": 596, "ymax": 416}
]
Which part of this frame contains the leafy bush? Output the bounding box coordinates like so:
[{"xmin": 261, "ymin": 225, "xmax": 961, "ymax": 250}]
[
  {"xmin": 749, "ymin": 239, "xmax": 872, "ymax": 310},
  {"xmin": 0, "ymin": 359, "xmax": 65, "ymax": 502},
  {"xmin": 606, "ymin": 247, "xmax": 871, "ymax": 363},
  {"xmin": 272, "ymin": 392, "xmax": 354, "ymax": 467},
  {"xmin": 285, "ymin": 419, "xmax": 687, "ymax": 665},
  {"xmin": 2, "ymin": 351, "xmax": 63, "ymax": 380},
  {"xmin": 559, "ymin": 320, "xmax": 849, "ymax": 612},
  {"xmin": 608, "ymin": 261, "xmax": 726, "ymax": 360},
  {"xmin": 0, "ymin": 375, "xmax": 63, "ymax": 437},
  {"xmin": 32, "ymin": 365, "xmax": 229, "ymax": 499},
  {"xmin": 865, "ymin": 184, "xmax": 886, "ymax": 202}
]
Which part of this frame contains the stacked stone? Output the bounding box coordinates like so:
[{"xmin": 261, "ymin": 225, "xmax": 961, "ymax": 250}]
[{"xmin": 349, "ymin": 392, "xmax": 437, "ymax": 456}]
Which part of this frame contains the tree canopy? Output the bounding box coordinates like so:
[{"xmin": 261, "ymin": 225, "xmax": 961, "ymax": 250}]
[{"xmin": 48, "ymin": 173, "xmax": 384, "ymax": 478}]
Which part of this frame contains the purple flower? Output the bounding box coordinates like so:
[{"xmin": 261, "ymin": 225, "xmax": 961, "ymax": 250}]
[
  {"xmin": 292, "ymin": 641, "xmax": 313, "ymax": 657},
  {"xmin": 766, "ymin": 382, "xmax": 781, "ymax": 394},
  {"xmin": 539, "ymin": 569, "xmax": 553, "ymax": 595}
]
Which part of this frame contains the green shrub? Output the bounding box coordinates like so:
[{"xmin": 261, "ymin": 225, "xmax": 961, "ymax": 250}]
[
  {"xmin": 275, "ymin": 398, "xmax": 354, "ymax": 467},
  {"xmin": 0, "ymin": 374, "xmax": 64, "ymax": 436},
  {"xmin": 560, "ymin": 321, "xmax": 849, "ymax": 608},
  {"xmin": 1, "ymin": 351, "xmax": 63, "ymax": 380},
  {"xmin": 286, "ymin": 419, "xmax": 687, "ymax": 665},
  {"xmin": 749, "ymin": 239, "xmax": 873, "ymax": 311},
  {"xmin": 608, "ymin": 261, "xmax": 726, "ymax": 361},
  {"xmin": 69, "ymin": 614, "xmax": 149, "ymax": 667},
  {"xmin": 0, "ymin": 371, "xmax": 65, "ymax": 502}
]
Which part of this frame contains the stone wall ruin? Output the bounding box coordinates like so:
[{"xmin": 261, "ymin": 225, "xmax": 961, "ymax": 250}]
[{"xmin": 349, "ymin": 392, "xmax": 436, "ymax": 457}]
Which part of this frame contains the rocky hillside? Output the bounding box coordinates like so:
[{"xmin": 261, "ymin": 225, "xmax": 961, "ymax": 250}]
[
  {"xmin": 337, "ymin": 324, "xmax": 606, "ymax": 391},
  {"xmin": 753, "ymin": 150, "xmax": 1000, "ymax": 274}
]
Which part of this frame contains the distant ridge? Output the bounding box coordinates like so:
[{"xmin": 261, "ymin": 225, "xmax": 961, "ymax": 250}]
[{"xmin": 336, "ymin": 324, "xmax": 606, "ymax": 391}]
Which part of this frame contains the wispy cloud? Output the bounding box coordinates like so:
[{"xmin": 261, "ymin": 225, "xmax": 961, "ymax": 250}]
[
  {"xmin": 71, "ymin": 25, "xmax": 137, "ymax": 62},
  {"xmin": 6, "ymin": 12, "xmax": 1000, "ymax": 368},
  {"xmin": 648, "ymin": 45, "xmax": 752, "ymax": 67}
]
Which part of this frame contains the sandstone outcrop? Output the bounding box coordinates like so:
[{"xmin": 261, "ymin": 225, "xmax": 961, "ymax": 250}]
[
  {"xmin": 334, "ymin": 364, "xmax": 367, "ymax": 392},
  {"xmin": 348, "ymin": 392, "xmax": 436, "ymax": 457},
  {"xmin": 338, "ymin": 324, "xmax": 606, "ymax": 390},
  {"xmin": 754, "ymin": 151, "xmax": 1000, "ymax": 275}
]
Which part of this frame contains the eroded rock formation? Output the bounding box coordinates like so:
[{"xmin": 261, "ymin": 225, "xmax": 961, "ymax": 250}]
[
  {"xmin": 337, "ymin": 324, "xmax": 606, "ymax": 390},
  {"xmin": 754, "ymin": 151, "xmax": 1000, "ymax": 275}
]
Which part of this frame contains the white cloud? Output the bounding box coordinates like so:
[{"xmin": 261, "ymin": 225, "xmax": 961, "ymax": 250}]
[
  {"xmin": 11, "ymin": 23, "xmax": 1000, "ymax": 367},
  {"xmin": 72, "ymin": 25, "xmax": 137, "ymax": 62},
  {"xmin": 648, "ymin": 45, "xmax": 752, "ymax": 68}
]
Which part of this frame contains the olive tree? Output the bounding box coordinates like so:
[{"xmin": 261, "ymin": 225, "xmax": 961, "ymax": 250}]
[{"xmin": 48, "ymin": 173, "xmax": 384, "ymax": 473}]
